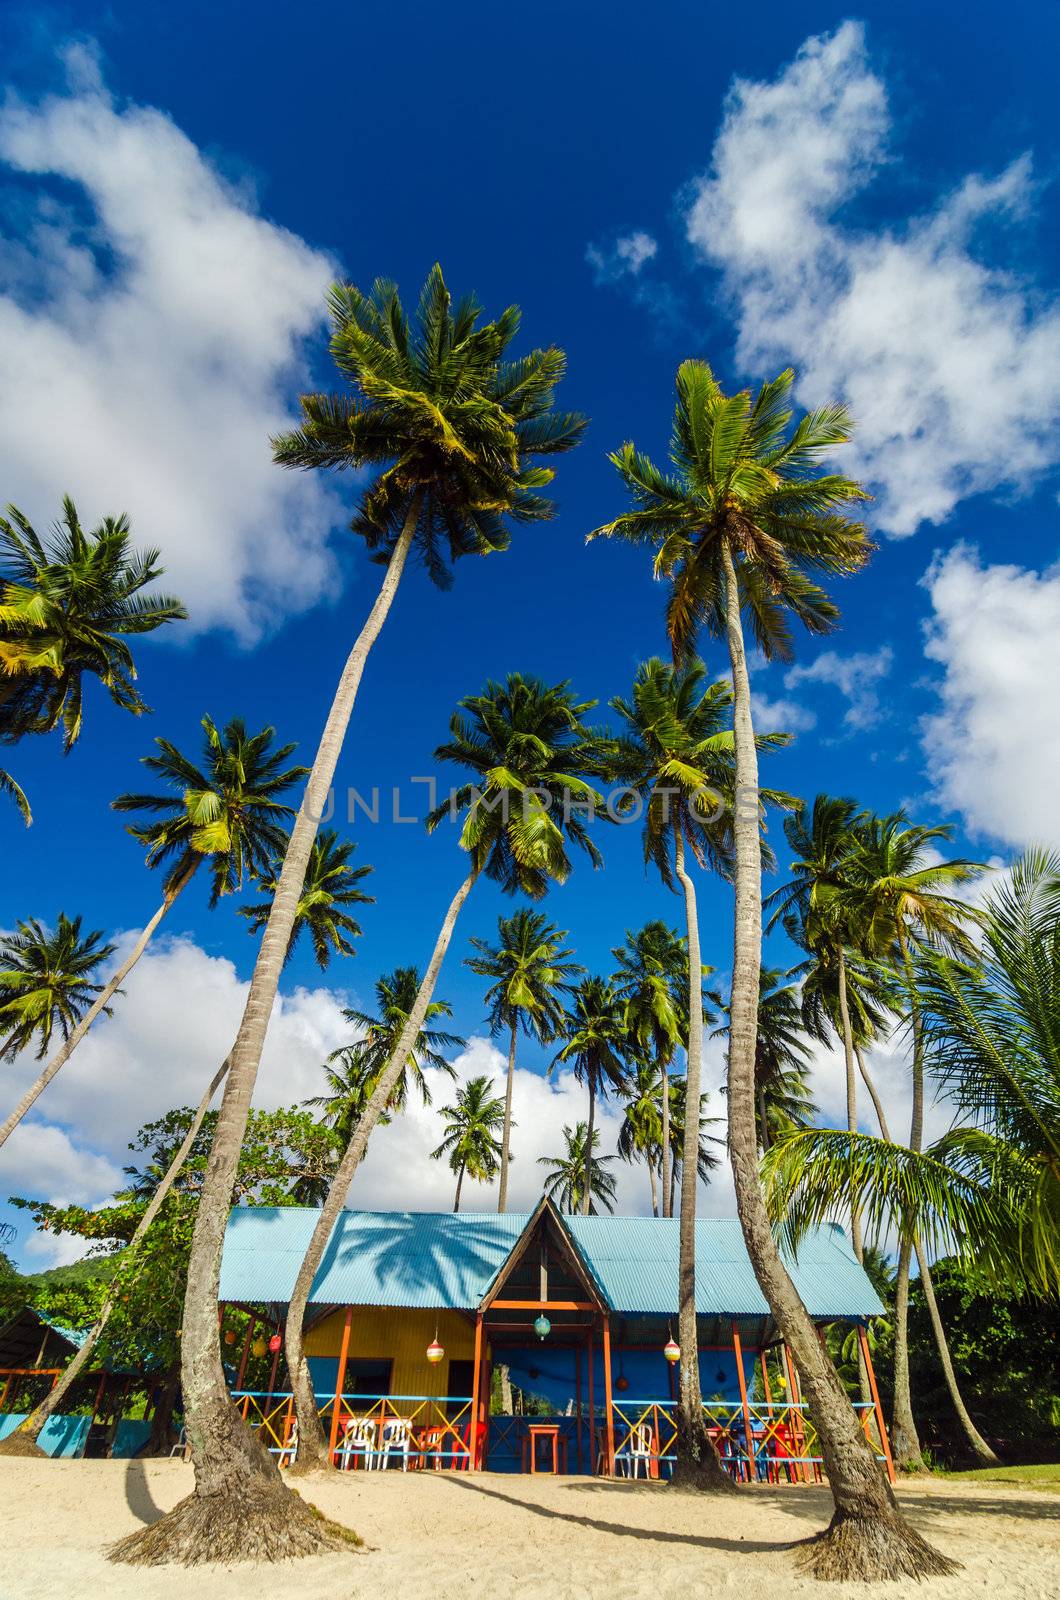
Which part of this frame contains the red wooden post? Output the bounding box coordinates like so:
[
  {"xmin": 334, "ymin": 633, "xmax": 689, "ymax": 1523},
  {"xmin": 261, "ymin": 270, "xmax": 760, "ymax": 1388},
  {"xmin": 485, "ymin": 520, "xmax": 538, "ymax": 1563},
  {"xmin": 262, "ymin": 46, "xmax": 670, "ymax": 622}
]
[
  {"xmin": 732, "ymin": 1322, "xmax": 754, "ymax": 1483},
  {"xmin": 470, "ymin": 1313, "xmax": 484, "ymax": 1470},
  {"xmin": 574, "ymin": 1342, "xmax": 583, "ymax": 1475},
  {"xmin": 857, "ymin": 1324, "xmax": 896, "ymax": 1485},
  {"xmin": 217, "ymin": 1300, "xmax": 227, "ymax": 1329},
  {"xmin": 586, "ymin": 1330, "xmax": 596, "ymax": 1472},
  {"xmin": 328, "ymin": 1306, "xmax": 354, "ymax": 1466},
  {"xmin": 782, "ymin": 1343, "xmax": 811, "ymax": 1482},
  {"xmin": 89, "ymin": 1371, "xmax": 107, "ymax": 1430},
  {"xmin": 236, "ymin": 1318, "xmax": 254, "ymax": 1389},
  {"xmin": 601, "ymin": 1314, "xmax": 616, "ymax": 1477}
]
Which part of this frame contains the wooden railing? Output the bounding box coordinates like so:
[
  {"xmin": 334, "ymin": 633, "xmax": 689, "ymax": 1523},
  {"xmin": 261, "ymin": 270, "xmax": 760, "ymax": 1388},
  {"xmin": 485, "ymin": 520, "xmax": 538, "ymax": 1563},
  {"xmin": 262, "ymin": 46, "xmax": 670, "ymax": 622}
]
[{"xmin": 231, "ymin": 1390, "xmax": 477, "ymax": 1469}]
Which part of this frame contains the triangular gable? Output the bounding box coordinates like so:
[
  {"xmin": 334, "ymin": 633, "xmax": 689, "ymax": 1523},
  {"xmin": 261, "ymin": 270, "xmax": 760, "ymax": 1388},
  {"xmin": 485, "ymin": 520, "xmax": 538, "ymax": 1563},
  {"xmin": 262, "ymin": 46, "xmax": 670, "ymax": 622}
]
[{"xmin": 479, "ymin": 1195, "xmax": 609, "ymax": 1311}]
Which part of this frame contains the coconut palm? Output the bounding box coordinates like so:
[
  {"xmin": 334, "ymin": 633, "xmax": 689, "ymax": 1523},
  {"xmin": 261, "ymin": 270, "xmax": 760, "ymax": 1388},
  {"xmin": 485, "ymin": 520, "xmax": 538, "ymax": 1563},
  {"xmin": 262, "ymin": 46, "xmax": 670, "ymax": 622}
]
[
  {"xmin": 240, "ymin": 830, "xmax": 373, "ymax": 968},
  {"xmin": 550, "ymin": 977, "xmax": 630, "ymax": 1215},
  {"xmin": 663, "ymin": 1075, "xmax": 723, "ymax": 1216},
  {"xmin": 280, "ymin": 673, "xmax": 604, "ymax": 1472},
  {"xmin": 304, "ymin": 1049, "xmax": 391, "ymax": 1149},
  {"xmin": 431, "ymin": 1076, "xmax": 506, "ymax": 1210},
  {"xmin": 538, "ymin": 1123, "xmax": 617, "ymax": 1215},
  {"xmin": 466, "ymin": 909, "xmax": 581, "ymax": 1210},
  {"xmin": 0, "ymin": 497, "xmax": 186, "ymax": 750},
  {"xmin": 0, "ymin": 717, "xmax": 305, "ymax": 1150},
  {"xmin": 611, "ymin": 921, "xmax": 688, "ymax": 1218},
  {"xmin": 112, "ymin": 271, "xmax": 585, "ymax": 1565},
  {"xmin": 605, "ymin": 656, "xmax": 790, "ymax": 1490},
  {"xmin": 718, "ymin": 966, "xmax": 816, "ymax": 1153},
  {"xmin": 0, "ymin": 768, "xmax": 30, "ymax": 825},
  {"xmin": 591, "ymin": 363, "xmax": 948, "ymax": 1577},
  {"xmin": 0, "ymin": 916, "xmax": 115, "ymax": 1062},
  {"xmin": 618, "ymin": 1060, "xmax": 666, "ymax": 1215},
  {"xmin": 331, "ymin": 968, "xmax": 463, "ymax": 1111}
]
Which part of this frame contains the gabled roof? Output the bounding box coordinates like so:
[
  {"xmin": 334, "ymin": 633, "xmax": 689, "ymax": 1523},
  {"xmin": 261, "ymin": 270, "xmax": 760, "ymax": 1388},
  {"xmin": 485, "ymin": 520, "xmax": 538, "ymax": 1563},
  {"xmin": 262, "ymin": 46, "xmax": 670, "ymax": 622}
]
[{"xmin": 219, "ymin": 1205, "xmax": 884, "ymax": 1321}]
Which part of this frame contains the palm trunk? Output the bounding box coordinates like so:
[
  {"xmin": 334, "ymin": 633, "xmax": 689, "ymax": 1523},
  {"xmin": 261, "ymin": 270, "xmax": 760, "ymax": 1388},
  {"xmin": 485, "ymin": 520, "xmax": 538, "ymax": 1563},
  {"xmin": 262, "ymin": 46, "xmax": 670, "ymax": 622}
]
[
  {"xmin": 835, "ymin": 946, "xmax": 864, "ymax": 1264},
  {"xmin": 582, "ymin": 1080, "xmax": 596, "ymax": 1216},
  {"xmin": 659, "ymin": 1058, "xmax": 671, "ymax": 1218},
  {"xmin": 497, "ymin": 1023, "xmax": 518, "ymax": 1213},
  {"xmin": 0, "ymin": 858, "xmax": 199, "ymax": 1150},
  {"xmin": 454, "ymin": 1163, "xmax": 465, "ymax": 1213},
  {"xmin": 669, "ymin": 1159, "xmax": 678, "ymax": 1220},
  {"xmin": 0, "ymin": 1054, "xmax": 230, "ymax": 1457},
  {"xmin": 890, "ymin": 937, "xmax": 925, "ymax": 1471},
  {"xmin": 718, "ymin": 535, "xmax": 952, "ymax": 1579},
  {"xmin": 757, "ymin": 1085, "xmax": 770, "ymax": 1152},
  {"xmin": 913, "ymin": 1241, "xmax": 999, "ymax": 1465},
  {"xmin": 856, "ymin": 1046, "xmax": 891, "ymax": 1140},
  {"xmin": 110, "ymin": 502, "xmax": 420, "ymax": 1567},
  {"xmin": 285, "ymin": 864, "xmax": 479, "ymax": 1472},
  {"xmin": 143, "ymin": 1364, "xmax": 182, "ymax": 1456},
  {"xmin": 647, "ymin": 1154, "xmax": 659, "ymax": 1218},
  {"xmin": 671, "ymin": 824, "xmax": 733, "ymax": 1491}
]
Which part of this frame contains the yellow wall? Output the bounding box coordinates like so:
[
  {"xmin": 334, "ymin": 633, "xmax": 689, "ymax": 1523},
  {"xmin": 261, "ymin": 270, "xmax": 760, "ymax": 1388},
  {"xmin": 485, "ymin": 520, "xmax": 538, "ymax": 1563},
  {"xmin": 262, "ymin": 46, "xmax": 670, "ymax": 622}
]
[{"xmin": 305, "ymin": 1307, "xmax": 477, "ymax": 1398}]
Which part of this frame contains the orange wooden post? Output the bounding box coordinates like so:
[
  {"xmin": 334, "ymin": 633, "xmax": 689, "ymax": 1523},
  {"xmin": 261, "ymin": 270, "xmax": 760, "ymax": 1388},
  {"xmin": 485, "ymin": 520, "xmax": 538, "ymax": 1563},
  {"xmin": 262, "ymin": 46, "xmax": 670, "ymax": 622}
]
[
  {"xmin": 732, "ymin": 1322, "xmax": 754, "ymax": 1482},
  {"xmin": 586, "ymin": 1331, "xmax": 596, "ymax": 1472},
  {"xmin": 601, "ymin": 1314, "xmax": 616, "ymax": 1477},
  {"xmin": 328, "ymin": 1306, "xmax": 354, "ymax": 1467},
  {"xmin": 0, "ymin": 1372, "xmax": 12, "ymax": 1411},
  {"xmin": 857, "ymin": 1324, "xmax": 896, "ymax": 1485},
  {"xmin": 469, "ymin": 1313, "xmax": 484, "ymax": 1470},
  {"xmin": 235, "ymin": 1318, "xmax": 254, "ymax": 1389},
  {"xmin": 782, "ymin": 1343, "xmax": 810, "ymax": 1483}
]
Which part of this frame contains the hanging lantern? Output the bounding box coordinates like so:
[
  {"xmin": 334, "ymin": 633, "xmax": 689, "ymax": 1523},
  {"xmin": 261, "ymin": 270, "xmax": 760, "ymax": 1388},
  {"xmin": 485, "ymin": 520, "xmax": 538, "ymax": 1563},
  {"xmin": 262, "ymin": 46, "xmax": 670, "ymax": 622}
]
[
  {"xmin": 223, "ymin": 1329, "xmax": 237, "ymax": 1346},
  {"xmin": 426, "ymin": 1324, "xmax": 445, "ymax": 1364},
  {"xmin": 533, "ymin": 1314, "xmax": 551, "ymax": 1341},
  {"xmin": 616, "ymin": 1375, "xmax": 629, "ymax": 1392},
  {"xmin": 268, "ymin": 1333, "xmax": 282, "ymax": 1355},
  {"xmin": 251, "ymin": 1336, "xmax": 267, "ymax": 1359},
  {"xmin": 664, "ymin": 1337, "xmax": 681, "ymax": 1364}
]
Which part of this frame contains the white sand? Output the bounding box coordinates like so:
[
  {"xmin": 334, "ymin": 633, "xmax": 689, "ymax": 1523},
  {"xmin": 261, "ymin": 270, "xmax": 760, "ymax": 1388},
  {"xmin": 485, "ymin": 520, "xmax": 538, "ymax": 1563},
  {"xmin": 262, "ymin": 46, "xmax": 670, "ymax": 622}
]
[{"xmin": 3, "ymin": 1459, "xmax": 1058, "ymax": 1600}]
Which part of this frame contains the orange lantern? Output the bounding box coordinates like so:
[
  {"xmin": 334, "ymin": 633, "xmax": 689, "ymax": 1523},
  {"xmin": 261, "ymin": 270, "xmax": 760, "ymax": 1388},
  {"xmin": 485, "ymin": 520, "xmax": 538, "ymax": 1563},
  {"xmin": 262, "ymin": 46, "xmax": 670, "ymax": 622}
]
[
  {"xmin": 223, "ymin": 1329, "xmax": 237, "ymax": 1346},
  {"xmin": 251, "ymin": 1336, "xmax": 267, "ymax": 1359},
  {"xmin": 426, "ymin": 1323, "xmax": 445, "ymax": 1364},
  {"xmin": 664, "ymin": 1337, "xmax": 681, "ymax": 1364}
]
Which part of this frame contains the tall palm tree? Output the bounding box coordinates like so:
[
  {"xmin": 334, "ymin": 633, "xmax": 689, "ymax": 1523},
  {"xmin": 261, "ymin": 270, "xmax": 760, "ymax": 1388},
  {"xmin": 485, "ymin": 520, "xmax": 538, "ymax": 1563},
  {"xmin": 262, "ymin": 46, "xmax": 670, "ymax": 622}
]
[
  {"xmin": 591, "ymin": 362, "xmax": 949, "ymax": 1578},
  {"xmin": 663, "ymin": 1075, "xmax": 722, "ymax": 1217},
  {"xmin": 281, "ymin": 673, "xmax": 604, "ymax": 1472},
  {"xmin": 719, "ymin": 966, "xmax": 816, "ymax": 1153},
  {"xmin": 304, "ymin": 1049, "xmax": 391, "ymax": 1149},
  {"xmin": 466, "ymin": 909, "xmax": 581, "ymax": 1210},
  {"xmin": 117, "ymin": 271, "xmax": 587, "ymax": 1566},
  {"xmin": 538, "ymin": 1122, "xmax": 617, "ymax": 1215},
  {"xmin": 611, "ymin": 921, "xmax": 688, "ymax": 1218},
  {"xmin": 0, "ymin": 833, "xmax": 364, "ymax": 1460},
  {"xmin": 551, "ymin": 977, "xmax": 629, "ymax": 1214},
  {"xmin": 431, "ymin": 1076, "xmax": 505, "ymax": 1210},
  {"xmin": 0, "ymin": 916, "xmax": 115, "ymax": 1062},
  {"xmin": 0, "ymin": 496, "xmax": 186, "ymax": 748},
  {"xmin": 0, "ymin": 716, "xmax": 305, "ymax": 1150},
  {"xmin": 240, "ymin": 830, "xmax": 373, "ymax": 968},
  {"xmin": 332, "ymin": 968, "xmax": 463, "ymax": 1110},
  {"xmin": 618, "ymin": 1060, "xmax": 666, "ymax": 1215},
  {"xmin": 605, "ymin": 656, "xmax": 790, "ymax": 1490}
]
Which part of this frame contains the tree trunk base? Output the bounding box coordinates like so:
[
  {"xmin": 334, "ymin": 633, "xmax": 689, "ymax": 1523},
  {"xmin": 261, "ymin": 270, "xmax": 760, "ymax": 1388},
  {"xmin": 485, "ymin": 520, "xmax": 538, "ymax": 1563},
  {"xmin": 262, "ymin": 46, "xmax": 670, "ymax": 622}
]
[
  {"xmin": 796, "ymin": 1506, "xmax": 958, "ymax": 1582},
  {"xmin": 286, "ymin": 1448, "xmax": 333, "ymax": 1478},
  {"xmin": 108, "ymin": 1478, "xmax": 361, "ymax": 1567},
  {"xmin": 0, "ymin": 1431, "xmax": 46, "ymax": 1458},
  {"xmin": 669, "ymin": 1412, "xmax": 739, "ymax": 1495}
]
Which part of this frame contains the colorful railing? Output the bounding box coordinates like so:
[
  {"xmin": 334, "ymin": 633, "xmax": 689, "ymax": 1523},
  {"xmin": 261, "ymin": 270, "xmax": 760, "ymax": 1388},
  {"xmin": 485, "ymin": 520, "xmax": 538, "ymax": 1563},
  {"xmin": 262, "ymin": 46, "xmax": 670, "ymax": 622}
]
[
  {"xmin": 231, "ymin": 1390, "xmax": 477, "ymax": 1469},
  {"xmin": 611, "ymin": 1398, "xmax": 887, "ymax": 1483}
]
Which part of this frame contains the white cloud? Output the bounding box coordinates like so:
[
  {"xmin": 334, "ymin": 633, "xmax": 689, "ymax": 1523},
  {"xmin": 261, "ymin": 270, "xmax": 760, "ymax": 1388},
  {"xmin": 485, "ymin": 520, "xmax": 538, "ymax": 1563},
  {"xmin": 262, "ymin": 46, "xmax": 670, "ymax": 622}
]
[
  {"xmin": 750, "ymin": 690, "xmax": 817, "ymax": 734},
  {"xmin": 683, "ymin": 21, "xmax": 1060, "ymax": 534},
  {"xmin": 1, "ymin": 1121, "xmax": 122, "ymax": 1207},
  {"xmin": 0, "ymin": 44, "xmax": 340, "ymax": 640},
  {"xmin": 586, "ymin": 230, "xmax": 658, "ymax": 284},
  {"xmin": 784, "ymin": 645, "xmax": 893, "ymax": 731},
  {"xmin": 920, "ymin": 544, "xmax": 1060, "ymax": 848}
]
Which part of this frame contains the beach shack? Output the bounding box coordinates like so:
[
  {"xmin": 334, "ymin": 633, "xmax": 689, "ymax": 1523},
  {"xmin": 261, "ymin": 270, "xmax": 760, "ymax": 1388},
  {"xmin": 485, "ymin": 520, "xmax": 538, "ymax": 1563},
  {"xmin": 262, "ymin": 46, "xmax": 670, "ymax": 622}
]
[{"xmin": 219, "ymin": 1196, "xmax": 894, "ymax": 1483}]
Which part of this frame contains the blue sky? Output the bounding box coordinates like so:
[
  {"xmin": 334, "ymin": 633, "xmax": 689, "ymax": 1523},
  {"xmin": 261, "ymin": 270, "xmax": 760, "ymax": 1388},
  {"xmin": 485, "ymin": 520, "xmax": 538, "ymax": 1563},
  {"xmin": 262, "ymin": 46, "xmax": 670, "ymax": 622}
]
[{"xmin": 2, "ymin": 4, "xmax": 1059, "ymax": 1263}]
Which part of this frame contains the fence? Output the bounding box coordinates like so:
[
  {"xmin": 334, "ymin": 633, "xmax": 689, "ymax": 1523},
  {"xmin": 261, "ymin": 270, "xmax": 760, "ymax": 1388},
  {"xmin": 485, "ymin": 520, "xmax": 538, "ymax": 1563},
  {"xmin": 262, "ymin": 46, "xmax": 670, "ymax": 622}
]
[
  {"xmin": 611, "ymin": 1398, "xmax": 888, "ymax": 1483},
  {"xmin": 231, "ymin": 1390, "xmax": 477, "ymax": 1469}
]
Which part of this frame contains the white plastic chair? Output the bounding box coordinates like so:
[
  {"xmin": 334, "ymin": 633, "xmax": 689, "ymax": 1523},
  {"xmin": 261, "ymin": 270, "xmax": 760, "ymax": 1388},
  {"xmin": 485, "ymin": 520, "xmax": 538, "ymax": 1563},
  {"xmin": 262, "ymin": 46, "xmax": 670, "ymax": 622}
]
[
  {"xmin": 277, "ymin": 1419, "xmax": 298, "ymax": 1468},
  {"xmin": 168, "ymin": 1427, "xmax": 190, "ymax": 1460},
  {"xmin": 379, "ymin": 1417, "xmax": 413, "ymax": 1471},
  {"xmin": 337, "ymin": 1416, "xmax": 377, "ymax": 1471},
  {"xmin": 618, "ymin": 1423, "xmax": 654, "ymax": 1479}
]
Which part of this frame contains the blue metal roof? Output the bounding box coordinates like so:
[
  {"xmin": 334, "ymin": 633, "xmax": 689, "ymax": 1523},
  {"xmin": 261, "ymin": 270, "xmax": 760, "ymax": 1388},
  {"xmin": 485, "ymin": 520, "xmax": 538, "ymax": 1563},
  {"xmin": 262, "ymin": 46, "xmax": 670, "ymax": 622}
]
[{"xmin": 220, "ymin": 1207, "xmax": 883, "ymax": 1320}]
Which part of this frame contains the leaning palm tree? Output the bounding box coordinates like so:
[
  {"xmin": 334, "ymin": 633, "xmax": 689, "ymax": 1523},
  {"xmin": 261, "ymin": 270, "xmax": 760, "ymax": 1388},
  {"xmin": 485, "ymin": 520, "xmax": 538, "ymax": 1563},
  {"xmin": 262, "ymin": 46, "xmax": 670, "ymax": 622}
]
[
  {"xmin": 550, "ymin": 977, "xmax": 629, "ymax": 1214},
  {"xmin": 112, "ymin": 272, "xmax": 586, "ymax": 1566},
  {"xmin": 331, "ymin": 968, "xmax": 463, "ymax": 1111},
  {"xmin": 0, "ymin": 497, "xmax": 186, "ymax": 749},
  {"xmin": 0, "ymin": 916, "xmax": 115, "ymax": 1062},
  {"xmin": 431, "ymin": 1075, "xmax": 505, "ymax": 1210},
  {"xmin": 605, "ymin": 656, "xmax": 790, "ymax": 1491},
  {"xmin": 240, "ymin": 830, "xmax": 373, "ymax": 968},
  {"xmin": 280, "ymin": 673, "xmax": 604, "ymax": 1474},
  {"xmin": 611, "ymin": 921, "xmax": 688, "ymax": 1218},
  {"xmin": 591, "ymin": 361, "xmax": 950, "ymax": 1578},
  {"xmin": 0, "ymin": 831, "xmax": 365, "ymax": 1459},
  {"xmin": 466, "ymin": 909, "xmax": 581, "ymax": 1210},
  {"xmin": 538, "ymin": 1123, "xmax": 617, "ymax": 1215},
  {"xmin": 0, "ymin": 716, "xmax": 305, "ymax": 1150}
]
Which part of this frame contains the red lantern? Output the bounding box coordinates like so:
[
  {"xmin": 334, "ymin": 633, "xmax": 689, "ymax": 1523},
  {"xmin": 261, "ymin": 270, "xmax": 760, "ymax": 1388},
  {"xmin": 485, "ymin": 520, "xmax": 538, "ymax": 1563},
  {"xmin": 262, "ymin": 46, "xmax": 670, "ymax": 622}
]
[
  {"xmin": 268, "ymin": 1334, "xmax": 282, "ymax": 1354},
  {"xmin": 223, "ymin": 1329, "xmax": 237, "ymax": 1346},
  {"xmin": 616, "ymin": 1375, "xmax": 629, "ymax": 1392},
  {"xmin": 664, "ymin": 1337, "xmax": 681, "ymax": 1364}
]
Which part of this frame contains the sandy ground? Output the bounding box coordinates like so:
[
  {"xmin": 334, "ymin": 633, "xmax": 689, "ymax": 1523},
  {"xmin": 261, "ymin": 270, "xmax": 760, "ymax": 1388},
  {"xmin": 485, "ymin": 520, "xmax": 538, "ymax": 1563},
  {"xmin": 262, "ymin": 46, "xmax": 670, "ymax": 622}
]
[{"xmin": 2, "ymin": 1459, "xmax": 1058, "ymax": 1600}]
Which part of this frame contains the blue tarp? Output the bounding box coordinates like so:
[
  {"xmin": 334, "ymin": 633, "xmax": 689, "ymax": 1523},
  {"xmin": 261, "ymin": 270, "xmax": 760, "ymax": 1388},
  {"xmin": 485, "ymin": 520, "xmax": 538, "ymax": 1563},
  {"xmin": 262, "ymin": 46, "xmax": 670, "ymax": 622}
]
[
  {"xmin": 110, "ymin": 1418, "xmax": 153, "ymax": 1457},
  {"xmin": 0, "ymin": 1413, "xmax": 90, "ymax": 1458}
]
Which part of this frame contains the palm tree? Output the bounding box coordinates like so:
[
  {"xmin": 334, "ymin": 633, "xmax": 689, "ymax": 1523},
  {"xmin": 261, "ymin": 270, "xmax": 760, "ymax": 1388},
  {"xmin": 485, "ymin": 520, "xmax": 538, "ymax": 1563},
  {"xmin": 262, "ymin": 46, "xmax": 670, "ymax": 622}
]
[
  {"xmin": 431, "ymin": 1076, "xmax": 505, "ymax": 1210},
  {"xmin": 618, "ymin": 1060, "xmax": 666, "ymax": 1215},
  {"xmin": 0, "ymin": 768, "xmax": 31, "ymax": 825},
  {"xmin": 240, "ymin": 830, "xmax": 373, "ymax": 967},
  {"xmin": 0, "ymin": 916, "xmax": 115, "ymax": 1062},
  {"xmin": 0, "ymin": 830, "xmax": 361, "ymax": 1460},
  {"xmin": 280, "ymin": 673, "xmax": 604, "ymax": 1472},
  {"xmin": 0, "ymin": 716, "xmax": 305, "ymax": 1150},
  {"xmin": 0, "ymin": 497, "xmax": 186, "ymax": 748},
  {"xmin": 663, "ymin": 1075, "xmax": 722, "ymax": 1216},
  {"xmin": 538, "ymin": 1123, "xmax": 617, "ymax": 1214},
  {"xmin": 605, "ymin": 656, "xmax": 790, "ymax": 1490},
  {"xmin": 611, "ymin": 921, "xmax": 688, "ymax": 1218},
  {"xmin": 466, "ymin": 909, "xmax": 581, "ymax": 1210},
  {"xmin": 591, "ymin": 362, "xmax": 949, "ymax": 1578},
  {"xmin": 719, "ymin": 966, "xmax": 816, "ymax": 1152},
  {"xmin": 118, "ymin": 271, "xmax": 586, "ymax": 1566},
  {"xmin": 332, "ymin": 967, "xmax": 463, "ymax": 1110},
  {"xmin": 304, "ymin": 1049, "xmax": 391, "ymax": 1149},
  {"xmin": 551, "ymin": 977, "xmax": 629, "ymax": 1215}
]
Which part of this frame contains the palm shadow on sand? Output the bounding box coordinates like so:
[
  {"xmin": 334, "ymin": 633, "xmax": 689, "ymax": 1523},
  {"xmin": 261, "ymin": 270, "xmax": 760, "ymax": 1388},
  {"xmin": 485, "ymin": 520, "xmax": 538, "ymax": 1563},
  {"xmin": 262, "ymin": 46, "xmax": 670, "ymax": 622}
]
[{"xmin": 124, "ymin": 1458, "xmax": 165, "ymax": 1526}]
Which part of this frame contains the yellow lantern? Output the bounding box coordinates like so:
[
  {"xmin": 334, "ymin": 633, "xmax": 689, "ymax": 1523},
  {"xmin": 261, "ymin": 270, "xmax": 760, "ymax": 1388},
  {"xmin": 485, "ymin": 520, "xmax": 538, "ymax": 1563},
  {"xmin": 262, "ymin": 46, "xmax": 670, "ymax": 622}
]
[
  {"xmin": 664, "ymin": 1337, "xmax": 681, "ymax": 1364},
  {"xmin": 426, "ymin": 1324, "xmax": 445, "ymax": 1364},
  {"xmin": 251, "ymin": 1336, "xmax": 267, "ymax": 1359}
]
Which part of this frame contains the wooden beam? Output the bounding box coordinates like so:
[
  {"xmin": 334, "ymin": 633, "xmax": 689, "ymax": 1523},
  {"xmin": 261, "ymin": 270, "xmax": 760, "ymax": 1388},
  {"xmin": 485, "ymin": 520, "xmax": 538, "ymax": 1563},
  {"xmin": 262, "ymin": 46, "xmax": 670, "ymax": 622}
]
[
  {"xmin": 327, "ymin": 1306, "xmax": 354, "ymax": 1467},
  {"xmin": 235, "ymin": 1317, "xmax": 254, "ymax": 1389},
  {"xmin": 470, "ymin": 1312, "xmax": 484, "ymax": 1471},
  {"xmin": 782, "ymin": 1343, "xmax": 811, "ymax": 1483},
  {"xmin": 732, "ymin": 1322, "xmax": 754, "ymax": 1483},
  {"xmin": 857, "ymin": 1324, "xmax": 896, "ymax": 1485},
  {"xmin": 489, "ymin": 1299, "xmax": 597, "ymax": 1312},
  {"xmin": 601, "ymin": 1314, "xmax": 615, "ymax": 1478},
  {"xmin": 586, "ymin": 1330, "xmax": 596, "ymax": 1473},
  {"xmin": 539, "ymin": 1238, "xmax": 548, "ymax": 1303}
]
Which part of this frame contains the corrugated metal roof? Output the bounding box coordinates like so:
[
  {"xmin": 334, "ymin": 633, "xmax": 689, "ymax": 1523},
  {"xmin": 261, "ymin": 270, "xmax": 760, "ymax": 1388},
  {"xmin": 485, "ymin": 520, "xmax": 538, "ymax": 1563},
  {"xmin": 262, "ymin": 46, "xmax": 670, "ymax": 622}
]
[{"xmin": 220, "ymin": 1207, "xmax": 883, "ymax": 1319}]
